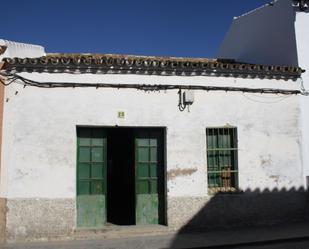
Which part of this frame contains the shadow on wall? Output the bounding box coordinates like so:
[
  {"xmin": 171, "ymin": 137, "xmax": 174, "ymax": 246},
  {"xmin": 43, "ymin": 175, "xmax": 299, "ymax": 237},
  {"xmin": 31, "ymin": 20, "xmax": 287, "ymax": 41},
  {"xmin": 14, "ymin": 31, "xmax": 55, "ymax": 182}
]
[{"xmin": 170, "ymin": 187, "xmax": 309, "ymax": 248}]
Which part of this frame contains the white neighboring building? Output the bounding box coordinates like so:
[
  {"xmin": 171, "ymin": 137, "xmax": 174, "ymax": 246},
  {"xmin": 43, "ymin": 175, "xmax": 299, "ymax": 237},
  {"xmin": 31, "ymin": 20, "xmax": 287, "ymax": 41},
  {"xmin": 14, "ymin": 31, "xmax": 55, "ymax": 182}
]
[
  {"xmin": 0, "ymin": 39, "xmax": 45, "ymax": 60},
  {"xmin": 219, "ymin": 0, "xmax": 309, "ymax": 183}
]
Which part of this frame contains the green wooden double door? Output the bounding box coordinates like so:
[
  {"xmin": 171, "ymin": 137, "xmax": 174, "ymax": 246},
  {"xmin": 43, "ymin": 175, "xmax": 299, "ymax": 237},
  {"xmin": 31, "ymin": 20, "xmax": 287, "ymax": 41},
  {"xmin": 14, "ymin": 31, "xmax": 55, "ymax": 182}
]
[{"xmin": 76, "ymin": 127, "xmax": 165, "ymax": 228}]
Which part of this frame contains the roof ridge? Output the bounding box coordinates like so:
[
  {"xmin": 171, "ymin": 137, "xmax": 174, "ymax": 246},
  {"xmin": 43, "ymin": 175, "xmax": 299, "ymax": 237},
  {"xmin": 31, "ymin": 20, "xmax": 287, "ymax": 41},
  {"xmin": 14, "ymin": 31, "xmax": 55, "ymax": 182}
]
[
  {"xmin": 1, "ymin": 54, "xmax": 304, "ymax": 80},
  {"xmin": 234, "ymin": 1, "xmax": 278, "ymax": 20},
  {"xmin": 45, "ymin": 53, "xmax": 217, "ymax": 61}
]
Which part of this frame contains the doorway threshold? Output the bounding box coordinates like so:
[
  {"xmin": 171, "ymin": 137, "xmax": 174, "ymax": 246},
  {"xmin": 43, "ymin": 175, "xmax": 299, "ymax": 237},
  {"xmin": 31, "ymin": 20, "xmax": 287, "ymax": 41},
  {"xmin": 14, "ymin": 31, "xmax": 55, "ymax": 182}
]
[{"xmin": 74, "ymin": 224, "xmax": 171, "ymax": 240}]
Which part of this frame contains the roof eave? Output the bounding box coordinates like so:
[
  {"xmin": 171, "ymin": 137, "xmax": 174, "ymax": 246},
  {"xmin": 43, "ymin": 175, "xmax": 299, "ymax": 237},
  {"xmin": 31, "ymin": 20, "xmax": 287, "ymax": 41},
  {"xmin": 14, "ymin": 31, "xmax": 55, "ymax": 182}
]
[{"xmin": 1, "ymin": 55, "xmax": 304, "ymax": 80}]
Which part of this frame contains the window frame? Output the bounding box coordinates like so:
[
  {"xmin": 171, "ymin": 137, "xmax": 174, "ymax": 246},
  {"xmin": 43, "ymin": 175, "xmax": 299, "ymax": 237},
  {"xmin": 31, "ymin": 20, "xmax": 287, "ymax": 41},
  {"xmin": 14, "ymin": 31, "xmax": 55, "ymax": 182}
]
[{"xmin": 206, "ymin": 126, "xmax": 238, "ymax": 194}]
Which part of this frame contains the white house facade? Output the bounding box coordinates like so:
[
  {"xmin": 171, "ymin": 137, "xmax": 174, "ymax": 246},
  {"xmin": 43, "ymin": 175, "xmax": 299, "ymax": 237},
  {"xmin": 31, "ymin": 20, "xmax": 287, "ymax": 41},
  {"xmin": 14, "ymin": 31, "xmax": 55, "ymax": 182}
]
[{"xmin": 0, "ymin": 0, "xmax": 308, "ymax": 242}]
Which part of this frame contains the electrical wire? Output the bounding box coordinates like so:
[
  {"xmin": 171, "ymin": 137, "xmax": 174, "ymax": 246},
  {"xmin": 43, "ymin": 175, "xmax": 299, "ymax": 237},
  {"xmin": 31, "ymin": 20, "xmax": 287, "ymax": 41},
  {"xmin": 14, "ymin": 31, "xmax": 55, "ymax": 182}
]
[
  {"xmin": 0, "ymin": 71, "xmax": 302, "ymax": 95},
  {"xmin": 250, "ymin": 92, "xmax": 292, "ymax": 99},
  {"xmin": 240, "ymin": 93, "xmax": 292, "ymax": 104}
]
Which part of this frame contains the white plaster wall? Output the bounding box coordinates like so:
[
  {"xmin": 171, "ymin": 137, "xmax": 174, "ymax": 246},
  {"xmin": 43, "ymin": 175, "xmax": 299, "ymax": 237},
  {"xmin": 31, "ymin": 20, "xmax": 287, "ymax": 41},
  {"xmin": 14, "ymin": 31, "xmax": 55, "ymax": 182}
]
[
  {"xmin": 295, "ymin": 11, "xmax": 309, "ymax": 178},
  {"xmin": 0, "ymin": 40, "xmax": 46, "ymax": 199},
  {"xmin": 0, "ymin": 73, "xmax": 304, "ymax": 198},
  {"xmin": 218, "ymin": 0, "xmax": 298, "ymax": 66}
]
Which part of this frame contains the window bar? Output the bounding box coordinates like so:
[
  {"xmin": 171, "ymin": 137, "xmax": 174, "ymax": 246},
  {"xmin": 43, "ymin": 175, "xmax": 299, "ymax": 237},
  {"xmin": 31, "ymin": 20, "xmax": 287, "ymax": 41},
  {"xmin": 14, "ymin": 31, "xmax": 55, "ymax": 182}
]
[
  {"xmin": 219, "ymin": 128, "xmax": 222, "ymax": 174},
  {"xmin": 212, "ymin": 130, "xmax": 215, "ymax": 189},
  {"xmin": 223, "ymin": 128, "xmax": 226, "ymax": 189},
  {"xmin": 89, "ymin": 129, "xmax": 93, "ymax": 195},
  {"xmin": 224, "ymin": 127, "xmax": 226, "ymax": 149},
  {"xmin": 211, "ymin": 128, "xmax": 215, "ymax": 188},
  {"xmin": 233, "ymin": 128, "xmax": 238, "ymax": 189},
  {"xmin": 219, "ymin": 129, "xmax": 222, "ymax": 189},
  {"xmin": 211, "ymin": 128, "xmax": 218, "ymax": 187},
  {"xmin": 223, "ymin": 128, "xmax": 225, "ymax": 190},
  {"xmin": 209, "ymin": 129, "xmax": 212, "ymax": 188},
  {"xmin": 148, "ymin": 137, "xmax": 151, "ymax": 194},
  {"xmin": 227, "ymin": 128, "xmax": 231, "ymax": 191},
  {"xmin": 230, "ymin": 128, "xmax": 233, "ymax": 190},
  {"xmin": 217, "ymin": 129, "xmax": 220, "ymax": 189},
  {"xmin": 206, "ymin": 129, "xmax": 209, "ymax": 187},
  {"xmin": 221, "ymin": 129, "xmax": 224, "ymax": 190},
  {"xmin": 228, "ymin": 128, "xmax": 231, "ymax": 190}
]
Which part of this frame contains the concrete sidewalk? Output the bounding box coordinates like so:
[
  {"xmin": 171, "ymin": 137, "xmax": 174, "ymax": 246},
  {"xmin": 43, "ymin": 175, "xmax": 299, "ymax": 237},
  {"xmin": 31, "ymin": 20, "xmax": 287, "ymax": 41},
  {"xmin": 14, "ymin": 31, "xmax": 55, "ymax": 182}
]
[{"xmin": 1, "ymin": 222, "xmax": 309, "ymax": 249}]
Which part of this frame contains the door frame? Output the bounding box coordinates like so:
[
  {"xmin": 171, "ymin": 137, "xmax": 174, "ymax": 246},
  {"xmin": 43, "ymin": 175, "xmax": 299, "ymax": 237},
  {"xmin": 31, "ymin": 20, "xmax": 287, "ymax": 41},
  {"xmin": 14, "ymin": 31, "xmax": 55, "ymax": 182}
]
[{"xmin": 75, "ymin": 125, "xmax": 167, "ymax": 227}]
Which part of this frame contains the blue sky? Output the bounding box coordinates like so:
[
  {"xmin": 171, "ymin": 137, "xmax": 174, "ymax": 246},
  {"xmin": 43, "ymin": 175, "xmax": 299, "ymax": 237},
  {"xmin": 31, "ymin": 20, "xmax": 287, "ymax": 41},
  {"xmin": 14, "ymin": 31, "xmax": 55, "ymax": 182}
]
[{"xmin": 1, "ymin": 0, "xmax": 270, "ymax": 57}]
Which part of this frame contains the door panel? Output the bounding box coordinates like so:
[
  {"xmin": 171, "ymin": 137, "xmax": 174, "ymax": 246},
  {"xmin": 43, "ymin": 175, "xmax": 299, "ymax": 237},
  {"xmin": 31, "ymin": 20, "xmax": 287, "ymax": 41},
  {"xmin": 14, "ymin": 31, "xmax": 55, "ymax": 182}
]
[
  {"xmin": 77, "ymin": 128, "xmax": 107, "ymax": 228},
  {"xmin": 135, "ymin": 129, "xmax": 164, "ymax": 225},
  {"xmin": 136, "ymin": 194, "xmax": 158, "ymax": 224},
  {"xmin": 77, "ymin": 195, "xmax": 105, "ymax": 228}
]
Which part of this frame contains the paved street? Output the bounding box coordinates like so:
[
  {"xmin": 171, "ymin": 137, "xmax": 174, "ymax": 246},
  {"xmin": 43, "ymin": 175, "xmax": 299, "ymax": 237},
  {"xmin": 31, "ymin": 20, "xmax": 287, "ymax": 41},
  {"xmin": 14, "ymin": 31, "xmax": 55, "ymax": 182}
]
[
  {"xmin": 2, "ymin": 237, "xmax": 309, "ymax": 249},
  {"xmin": 233, "ymin": 239, "xmax": 309, "ymax": 249},
  {"xmin": 193, "ymin": 237, "xmax": 309, "ymax": 249},
  {"xmin": 1, "ymin": 222, "xmax": 309, "ymax": 249}
]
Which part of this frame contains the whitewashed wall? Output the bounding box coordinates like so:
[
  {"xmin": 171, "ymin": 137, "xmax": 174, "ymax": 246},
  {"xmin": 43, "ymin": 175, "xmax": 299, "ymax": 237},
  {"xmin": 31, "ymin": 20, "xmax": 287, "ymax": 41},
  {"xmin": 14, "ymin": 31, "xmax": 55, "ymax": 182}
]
[
  {"xmin": 0, "ymin": 73, "xmax": 304, "ymax": 199},
  {"xmin": 295, "ymin": 12, "xmax": 309, "ymax": 179}
]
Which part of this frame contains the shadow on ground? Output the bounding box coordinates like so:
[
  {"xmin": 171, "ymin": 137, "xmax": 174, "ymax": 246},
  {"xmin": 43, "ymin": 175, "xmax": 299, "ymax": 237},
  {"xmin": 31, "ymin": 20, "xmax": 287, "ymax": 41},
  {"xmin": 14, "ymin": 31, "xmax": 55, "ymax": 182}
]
[{"xmin": 170, "ymin": 187, "xmax": 309, "ymax": 249}]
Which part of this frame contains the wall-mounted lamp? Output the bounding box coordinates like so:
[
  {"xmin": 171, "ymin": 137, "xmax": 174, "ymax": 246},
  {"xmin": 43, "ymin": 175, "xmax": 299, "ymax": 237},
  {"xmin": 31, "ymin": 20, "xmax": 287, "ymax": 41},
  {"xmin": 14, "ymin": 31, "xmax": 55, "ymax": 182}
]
[{"xmin": 178, "ymin": 88, "xmax": 194, "ymax": 112}]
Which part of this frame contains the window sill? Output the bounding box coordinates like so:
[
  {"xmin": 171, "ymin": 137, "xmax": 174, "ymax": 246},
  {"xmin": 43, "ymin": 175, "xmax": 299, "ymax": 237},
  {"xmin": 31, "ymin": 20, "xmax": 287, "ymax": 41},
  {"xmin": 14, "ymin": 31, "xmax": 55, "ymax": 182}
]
[{"xmin": 208, "ymin": 187, "xmax": 243, "ymax": 195}]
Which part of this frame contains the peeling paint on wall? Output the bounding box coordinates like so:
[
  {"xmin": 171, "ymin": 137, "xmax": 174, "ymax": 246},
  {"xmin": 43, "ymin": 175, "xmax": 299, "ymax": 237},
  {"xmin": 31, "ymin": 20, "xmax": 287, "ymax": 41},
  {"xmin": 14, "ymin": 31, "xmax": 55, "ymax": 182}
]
[
  {"xmin": 167, "ymin": 168, "xmax": 198, "ymax": 180},
  {"xmin": 260, "ymin": 155, "xmax": 273, "ymax": 167}
]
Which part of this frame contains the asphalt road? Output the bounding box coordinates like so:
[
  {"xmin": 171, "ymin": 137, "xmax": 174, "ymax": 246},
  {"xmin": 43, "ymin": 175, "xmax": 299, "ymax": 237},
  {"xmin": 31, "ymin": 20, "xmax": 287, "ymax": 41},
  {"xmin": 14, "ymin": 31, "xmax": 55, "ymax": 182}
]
[
  {"xmin": 188, "ymin": 237, "xmax": 309, "ymax": 249},
  {"xmin": 2, "ymin": 237, "xmax": 309, "ymax": 249}
]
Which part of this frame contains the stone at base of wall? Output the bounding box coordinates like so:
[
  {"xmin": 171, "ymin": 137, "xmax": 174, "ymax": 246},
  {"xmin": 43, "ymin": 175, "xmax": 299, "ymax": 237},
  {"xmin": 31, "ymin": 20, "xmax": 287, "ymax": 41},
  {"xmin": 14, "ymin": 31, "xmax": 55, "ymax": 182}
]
[
  {"xmin": 6, "ymin": 198, "xmax": 75, "ymax": 241},
  {"xmin": 4, "ymin": 192, "xmax": 309, "ymax": 241},
  {"xmin": 0, "ymin": 198, "xmax": 6, "ymax": 241}
]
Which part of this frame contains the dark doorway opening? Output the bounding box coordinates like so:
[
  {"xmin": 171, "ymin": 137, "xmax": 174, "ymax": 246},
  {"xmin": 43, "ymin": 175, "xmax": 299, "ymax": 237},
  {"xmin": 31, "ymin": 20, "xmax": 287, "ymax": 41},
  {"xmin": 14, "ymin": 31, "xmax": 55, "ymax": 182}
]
[
  {"xmin": 105, "ymin": 127, "xmax": 166, "ymax": 226},
  {"xmin": 107, "ymin": 128, "xmax": 135, "ymax": 225}
]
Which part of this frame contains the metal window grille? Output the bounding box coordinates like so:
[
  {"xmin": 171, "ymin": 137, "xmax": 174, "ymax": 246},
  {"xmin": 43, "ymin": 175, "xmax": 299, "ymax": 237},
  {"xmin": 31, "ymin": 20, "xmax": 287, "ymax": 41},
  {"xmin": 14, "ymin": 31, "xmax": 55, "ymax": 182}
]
[{"xmin": 206, "ymin": 127, "xmax": 238, "ymax": 193}]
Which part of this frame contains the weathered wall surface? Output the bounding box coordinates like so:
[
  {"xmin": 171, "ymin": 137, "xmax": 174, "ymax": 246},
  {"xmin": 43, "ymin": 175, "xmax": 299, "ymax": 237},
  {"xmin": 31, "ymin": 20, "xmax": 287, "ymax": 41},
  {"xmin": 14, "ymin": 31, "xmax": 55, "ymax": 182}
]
[
  {"xmin": 0, "ymin": 67, "xmax": 6, "ymax": 240},
  {"xmin": 295, "ymin": 11, "xmax": 309, "ymax": 181},
  {"xmin": 0, "ymin": 198, "xmax": 6, "ymax": 241},
  {"xmin": 0, "ymin": 72, "xmax": 305, "ymax": 239},
  {"xmin": 6, "ymin": 198, "xmax": 74, "ymax": 241},
  {"xmin": 218, "ymin": 0, "xmax": 298, "ymax": 66},
  {"xmin": 0, "ymin": 40, "xmax": 45, "ymax": 241}
]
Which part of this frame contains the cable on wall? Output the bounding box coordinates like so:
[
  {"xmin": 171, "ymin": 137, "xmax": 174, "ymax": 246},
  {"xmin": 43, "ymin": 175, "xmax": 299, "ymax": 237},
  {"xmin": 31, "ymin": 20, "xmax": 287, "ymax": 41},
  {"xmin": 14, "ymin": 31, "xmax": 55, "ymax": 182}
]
[{"xmin": 0, "ymin": 71, "xmax": 302, "ymax": 95}]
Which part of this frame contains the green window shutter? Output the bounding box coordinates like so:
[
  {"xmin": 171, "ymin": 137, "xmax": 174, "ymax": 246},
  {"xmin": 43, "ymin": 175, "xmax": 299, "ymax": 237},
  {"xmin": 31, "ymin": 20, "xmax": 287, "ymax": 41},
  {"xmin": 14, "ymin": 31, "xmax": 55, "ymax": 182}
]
[
  {"xmin": 135, "ymin": 130, "xmax": 163, "ymax": 225},
  {"xmin": 76, "ymin": 128, "xmax": 107, "ymax": 228}
]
